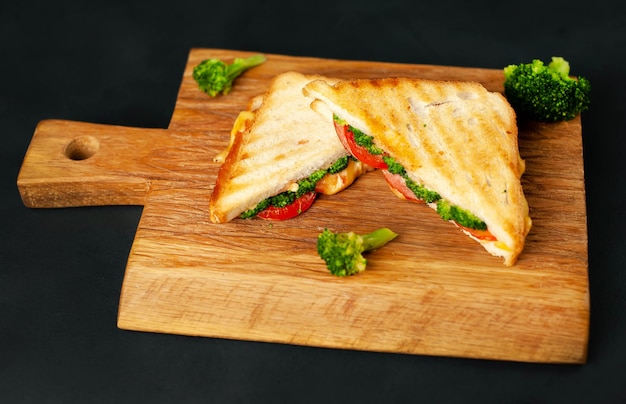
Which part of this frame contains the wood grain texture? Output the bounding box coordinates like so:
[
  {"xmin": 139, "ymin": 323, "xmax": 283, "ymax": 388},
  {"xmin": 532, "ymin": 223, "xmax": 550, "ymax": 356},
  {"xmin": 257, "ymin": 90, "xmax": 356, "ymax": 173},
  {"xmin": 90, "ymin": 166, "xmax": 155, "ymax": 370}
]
[{"xmin": 17, "ymin": 49, "xmax": 589, "ymax": 363}]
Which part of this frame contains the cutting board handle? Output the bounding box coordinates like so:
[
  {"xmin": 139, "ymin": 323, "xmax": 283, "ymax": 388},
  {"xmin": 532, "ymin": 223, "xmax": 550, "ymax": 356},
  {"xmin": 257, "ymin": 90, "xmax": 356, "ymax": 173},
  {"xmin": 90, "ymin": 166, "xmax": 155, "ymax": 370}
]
[{"xmin": 17, "ymin": 119, "xmax": 213, "ymax": 208}]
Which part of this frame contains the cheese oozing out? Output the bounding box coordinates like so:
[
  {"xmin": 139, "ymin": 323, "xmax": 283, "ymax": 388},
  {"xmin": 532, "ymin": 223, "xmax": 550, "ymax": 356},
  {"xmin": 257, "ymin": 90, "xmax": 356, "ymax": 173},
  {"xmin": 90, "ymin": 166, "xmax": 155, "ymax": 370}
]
[
  {"xmin": 315, "ymin": 158, "xmax": 370, "ymax": 195},
  {"xmin": 214, "ymin": 110, "xmax": 256, "ymax": 163}
]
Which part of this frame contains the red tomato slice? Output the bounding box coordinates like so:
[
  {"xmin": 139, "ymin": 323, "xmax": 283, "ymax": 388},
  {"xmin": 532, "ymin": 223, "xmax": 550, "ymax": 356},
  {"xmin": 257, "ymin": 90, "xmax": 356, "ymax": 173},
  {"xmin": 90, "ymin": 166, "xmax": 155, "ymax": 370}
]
[
  {"xmin": 334, "ymin": 121, "xmax": 388, "ymax": 169},
  {"xmin": 381, "ymin": 169, "xmax": 423, "ymax": 202},
  {"xmin": 453, "ymin": 222, "xmax": 497, "ymax": 241},
  {"xmin": 256, "ymin": 192, "xmax": 317, "ymax": 220}
]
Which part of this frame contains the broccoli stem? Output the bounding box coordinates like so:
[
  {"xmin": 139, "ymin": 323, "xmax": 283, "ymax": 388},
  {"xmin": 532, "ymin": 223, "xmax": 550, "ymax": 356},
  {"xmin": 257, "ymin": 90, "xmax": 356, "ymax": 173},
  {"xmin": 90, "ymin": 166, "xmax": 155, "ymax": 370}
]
[
  {"xmin": 226, "ymin": 54, "xmax": 267, "ymax": 81},
  {"xmin": 361, "ymin": 228, "xmax": 399, "ymax": 251}
]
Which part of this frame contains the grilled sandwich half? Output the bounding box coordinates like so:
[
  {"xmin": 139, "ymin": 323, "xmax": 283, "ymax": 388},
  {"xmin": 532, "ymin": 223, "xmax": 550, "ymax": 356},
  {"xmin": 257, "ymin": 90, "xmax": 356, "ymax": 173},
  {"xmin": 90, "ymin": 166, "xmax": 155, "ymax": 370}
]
[
  {"xmin": 209, "ymin": 71, "xmax": 370, "ymax": 223},
  {"xmin": 304, "ymin": 77, "xmax": 532, "ymax": 265}
]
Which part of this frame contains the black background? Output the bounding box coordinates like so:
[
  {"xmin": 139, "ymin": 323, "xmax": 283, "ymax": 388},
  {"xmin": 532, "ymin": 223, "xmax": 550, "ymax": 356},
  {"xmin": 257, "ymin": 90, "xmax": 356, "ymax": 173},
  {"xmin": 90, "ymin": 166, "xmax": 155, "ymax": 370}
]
[{"xmin": 2, "ymin": 0, "xmax": 625, "ymax": 402}]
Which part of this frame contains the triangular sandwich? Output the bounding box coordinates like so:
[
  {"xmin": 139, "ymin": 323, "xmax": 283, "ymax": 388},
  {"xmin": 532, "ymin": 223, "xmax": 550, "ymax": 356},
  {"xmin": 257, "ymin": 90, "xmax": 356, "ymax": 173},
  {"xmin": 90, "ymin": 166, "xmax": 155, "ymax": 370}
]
[
  {"xmin": 209, "ymin": 71, "xmax": 369, "ymax": 223},
  {"xmin": 303, "ymin": 77, "xmax": 532, "ymax": 265}
]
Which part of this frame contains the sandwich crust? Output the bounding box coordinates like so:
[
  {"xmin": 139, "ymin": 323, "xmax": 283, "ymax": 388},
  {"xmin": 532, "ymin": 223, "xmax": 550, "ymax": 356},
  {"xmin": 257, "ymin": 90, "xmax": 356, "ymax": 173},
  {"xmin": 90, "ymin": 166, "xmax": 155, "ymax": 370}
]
[
  {"xmin": 304, "ymin": 77, "xmax": 532, "ymax": 265},
  {"xmin": 209, "ymin": 72, "xmax": 346, "ymax": 223}
]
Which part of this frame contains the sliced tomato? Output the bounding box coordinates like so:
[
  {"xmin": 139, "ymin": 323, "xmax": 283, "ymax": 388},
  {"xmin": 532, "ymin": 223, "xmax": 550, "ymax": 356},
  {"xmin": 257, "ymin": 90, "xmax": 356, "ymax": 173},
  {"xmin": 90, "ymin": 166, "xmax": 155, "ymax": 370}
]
[
  {"xmin": 333, "ymin": 121, "xmax": 388, "ymax": 169},
  {"xmin": 381, "ymin": 169, "xmax": 423, "ymax": 203},
  {"xmin": 256, "ymin": 192, "xmax": 317, "ymax": 220},
  {"xmin": 453, "ymin": 222, "xmax": 497, "ymax": 241}
]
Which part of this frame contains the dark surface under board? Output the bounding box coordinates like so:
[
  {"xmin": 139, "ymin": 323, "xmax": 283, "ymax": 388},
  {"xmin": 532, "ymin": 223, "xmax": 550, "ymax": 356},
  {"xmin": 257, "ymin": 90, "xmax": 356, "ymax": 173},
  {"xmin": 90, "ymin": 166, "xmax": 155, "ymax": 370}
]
[{"xmin": 3, "ymin": 1, "xmax": 625, "ymax": 402}]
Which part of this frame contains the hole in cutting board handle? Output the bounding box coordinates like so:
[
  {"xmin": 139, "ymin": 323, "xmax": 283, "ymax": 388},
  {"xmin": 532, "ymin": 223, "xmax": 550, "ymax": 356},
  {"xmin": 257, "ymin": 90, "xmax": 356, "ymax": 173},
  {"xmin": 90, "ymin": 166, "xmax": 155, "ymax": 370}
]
[{"xmin": 64, "ymin": 135, "xmax": 100, "ymax": 160}]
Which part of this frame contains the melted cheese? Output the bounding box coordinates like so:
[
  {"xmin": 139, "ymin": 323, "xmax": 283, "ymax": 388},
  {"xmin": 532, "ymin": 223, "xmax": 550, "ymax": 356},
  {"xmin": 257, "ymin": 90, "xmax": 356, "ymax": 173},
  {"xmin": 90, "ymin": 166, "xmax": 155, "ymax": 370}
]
[
  {"xmin": 214, "ymin": 111, "xmax": 256, "ymax": 163},
  {"xmin": 494, "ymin": 241, "xmax": 512, "ymax": 252},
  {"xmin": 315, "ymin": 159, "xmax": 370, "ymax": 195}
]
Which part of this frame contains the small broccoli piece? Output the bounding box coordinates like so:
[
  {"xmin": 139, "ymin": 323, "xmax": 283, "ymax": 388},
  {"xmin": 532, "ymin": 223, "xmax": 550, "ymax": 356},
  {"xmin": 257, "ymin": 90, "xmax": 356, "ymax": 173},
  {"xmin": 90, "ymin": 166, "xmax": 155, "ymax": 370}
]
[
  {"xmin": 193, "ymin": 54, "xmax": 266, "ymax": 97},
  {"xmin": 503, "ymin": 56, "xmax": 591, "ymax": 122},
  {"xmin": 317, "ymin": 228, "xmax": 398, "ymax": 276}
]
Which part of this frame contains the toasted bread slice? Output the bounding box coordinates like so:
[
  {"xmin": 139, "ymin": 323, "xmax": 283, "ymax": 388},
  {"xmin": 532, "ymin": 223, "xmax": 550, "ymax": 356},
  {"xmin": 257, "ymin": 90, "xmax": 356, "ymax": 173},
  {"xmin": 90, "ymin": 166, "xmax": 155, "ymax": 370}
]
[
  {"xmin": 210, "ymin": 71, "xmax": 361, "ymax": 223},
  {"xmin": 304, "ymin": 77, "xmax": 532, "ymax": 265}
]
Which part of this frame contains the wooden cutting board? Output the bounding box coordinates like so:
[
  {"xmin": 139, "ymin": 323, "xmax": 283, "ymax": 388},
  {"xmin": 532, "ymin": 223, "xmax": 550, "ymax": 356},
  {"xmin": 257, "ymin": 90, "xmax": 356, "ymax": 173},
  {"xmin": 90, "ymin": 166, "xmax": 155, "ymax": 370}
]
[{"xmin": 17, "ymin": 48, "xmax": 589, "ymax": 363}]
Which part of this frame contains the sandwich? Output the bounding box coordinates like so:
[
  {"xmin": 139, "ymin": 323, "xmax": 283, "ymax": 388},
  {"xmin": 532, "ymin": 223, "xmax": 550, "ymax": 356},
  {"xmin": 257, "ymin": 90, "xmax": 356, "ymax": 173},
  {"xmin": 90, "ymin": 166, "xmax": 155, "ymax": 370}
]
[
  {"xmin": 209, "ymin": 71, "xmax": 370, "ymax": 223},
  {"xmin": 303, "ymin": 77, "xmax": 532, "ymax": 265}
]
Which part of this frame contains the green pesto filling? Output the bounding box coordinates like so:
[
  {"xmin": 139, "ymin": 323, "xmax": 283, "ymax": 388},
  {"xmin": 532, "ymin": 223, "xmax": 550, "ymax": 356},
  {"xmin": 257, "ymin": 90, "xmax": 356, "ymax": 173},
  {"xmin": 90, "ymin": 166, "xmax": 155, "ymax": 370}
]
[
  {"xmin": 382, "ymin": 155, "xmax": 441, "ymax": 203},
  {"xmin": 436, "ymin": 200, "xmax": 487, "ymax": 231},
  {"xmin": 335, "ymin": 116, "xmax": 487, "ymax": 230},
  {"xmin": 334, "ymin": 115, "xmax": 384, "ymax": 156},
  {"xmin": 240, "ymin": 156, "xmax": 352, "ymax": 219}
]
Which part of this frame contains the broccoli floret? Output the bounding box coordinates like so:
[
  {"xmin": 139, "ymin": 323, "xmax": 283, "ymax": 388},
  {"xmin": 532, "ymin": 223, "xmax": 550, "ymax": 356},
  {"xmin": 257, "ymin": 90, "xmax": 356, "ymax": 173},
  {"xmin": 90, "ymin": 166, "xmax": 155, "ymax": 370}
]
[
  {"xmin": 193, "ymin": 54, "xmax": 266, "ymax": 97},
  {"xmin": 317, "ymin": 228, "xmax": 398, "ymax": 276},
  {"xmin": 503, "ymin": 56, "xmax": 591, "ymax": 122}
]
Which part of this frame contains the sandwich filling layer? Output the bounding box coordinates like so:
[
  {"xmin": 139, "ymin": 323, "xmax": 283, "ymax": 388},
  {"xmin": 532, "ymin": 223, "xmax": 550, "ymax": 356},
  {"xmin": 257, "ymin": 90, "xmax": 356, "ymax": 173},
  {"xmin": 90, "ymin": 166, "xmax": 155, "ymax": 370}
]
[
  {"xmin": 240, "ymin": 155, "xmax": 364, "ymax": 219},
  {"xmin": 334, "ymin": 115, "xmax": 495, "ymax": 239}
]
